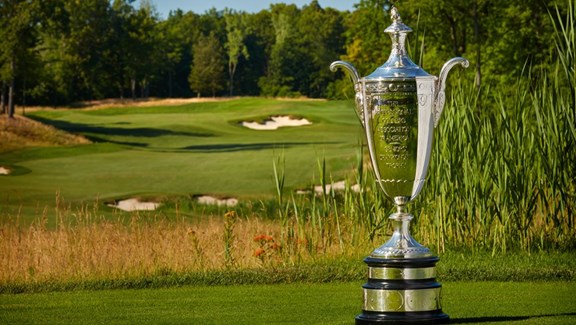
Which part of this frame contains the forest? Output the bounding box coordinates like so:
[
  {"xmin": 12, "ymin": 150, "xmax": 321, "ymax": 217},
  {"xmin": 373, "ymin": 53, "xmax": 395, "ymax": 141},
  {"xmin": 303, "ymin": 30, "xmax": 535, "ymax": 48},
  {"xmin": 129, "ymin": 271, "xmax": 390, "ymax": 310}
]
[{"xmin": 0, "ymin": 0, "xmax": 572, "ymax": 114}]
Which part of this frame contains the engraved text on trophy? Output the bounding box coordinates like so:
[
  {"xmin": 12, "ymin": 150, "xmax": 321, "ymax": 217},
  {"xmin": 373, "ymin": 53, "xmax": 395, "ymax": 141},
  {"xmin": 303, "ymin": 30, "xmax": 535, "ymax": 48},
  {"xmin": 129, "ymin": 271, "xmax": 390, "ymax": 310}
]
[{"xmin": 370, "ymin": 82, "xmax": 418, "ymax": 199}]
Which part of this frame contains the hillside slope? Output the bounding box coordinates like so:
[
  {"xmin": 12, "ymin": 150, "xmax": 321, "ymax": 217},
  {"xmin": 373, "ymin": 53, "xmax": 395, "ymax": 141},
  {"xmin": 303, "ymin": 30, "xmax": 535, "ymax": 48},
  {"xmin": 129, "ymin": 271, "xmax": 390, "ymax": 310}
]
[{"xmin": 0, "ymin": 115, "xmax": 90, "ymax": 154}]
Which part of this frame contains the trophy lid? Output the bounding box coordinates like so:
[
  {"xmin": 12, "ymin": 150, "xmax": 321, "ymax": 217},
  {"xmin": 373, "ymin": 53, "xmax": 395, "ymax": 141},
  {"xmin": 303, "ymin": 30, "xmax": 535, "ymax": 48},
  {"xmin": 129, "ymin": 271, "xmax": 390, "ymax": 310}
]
[{"xmin": 365, "ymin": 6, "xmax": 430, "ymax": 80}]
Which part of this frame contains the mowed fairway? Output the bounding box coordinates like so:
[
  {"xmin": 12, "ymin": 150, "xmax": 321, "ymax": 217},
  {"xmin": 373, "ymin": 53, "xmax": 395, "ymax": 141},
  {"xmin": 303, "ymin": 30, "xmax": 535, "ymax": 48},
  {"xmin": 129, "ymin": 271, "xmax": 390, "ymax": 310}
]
[
  {"xmin": 0, "ymin": 98, "xmax": 361, "ymax": 218},
  {"xmin": 1, "ymin": 282, "xmax": 575, "ymax": 324}
]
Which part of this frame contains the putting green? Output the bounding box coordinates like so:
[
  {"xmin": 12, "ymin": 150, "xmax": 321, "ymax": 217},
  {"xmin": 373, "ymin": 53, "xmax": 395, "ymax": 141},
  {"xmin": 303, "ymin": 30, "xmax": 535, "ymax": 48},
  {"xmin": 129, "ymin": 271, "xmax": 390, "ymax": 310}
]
[{"xmin": 0, "ymin": 282, "xmax": 574, "ymax": 324}]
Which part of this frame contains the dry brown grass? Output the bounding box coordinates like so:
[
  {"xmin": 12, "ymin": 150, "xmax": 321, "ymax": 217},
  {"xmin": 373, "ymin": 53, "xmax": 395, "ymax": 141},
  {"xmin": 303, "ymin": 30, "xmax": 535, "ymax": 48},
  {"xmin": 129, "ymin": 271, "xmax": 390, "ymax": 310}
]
[
  {"xmin": 0, "ymin": 207, "xmax": 367, "ymax": 285},
  {"xmin": 0, "ymin": 115, "xmax": 90, "ymax": 154},
  {"xmin": 0, "ymin": 216, "xmax": 270, "ymax": 283},
  {"xmin": 23, "ymin": 97, "xmax": 240, "ymax": 112}
]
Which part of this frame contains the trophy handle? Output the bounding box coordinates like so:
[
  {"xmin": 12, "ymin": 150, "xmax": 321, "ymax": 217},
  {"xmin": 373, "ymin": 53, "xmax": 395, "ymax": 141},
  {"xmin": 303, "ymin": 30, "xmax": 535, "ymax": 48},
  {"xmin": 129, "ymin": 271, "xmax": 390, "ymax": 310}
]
[
  {"xmin": 330, "ymin": 60, "xmax": 359, "ymax": 84},
  {"xmin": 433, "ymin": 57, "xmax": 469, "ymax": 127},
  {"xmin": 330, "ymin": 61, "xmax": 364, "ymax": 126}
]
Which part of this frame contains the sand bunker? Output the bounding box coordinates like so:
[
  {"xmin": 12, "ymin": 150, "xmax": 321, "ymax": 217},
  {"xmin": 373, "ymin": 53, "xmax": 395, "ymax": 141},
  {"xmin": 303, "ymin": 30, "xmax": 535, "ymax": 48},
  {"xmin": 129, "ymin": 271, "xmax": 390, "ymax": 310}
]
[
  {"xmin": 297, "ymin": 181, "xmax": 361, "ymax": 195},
  {"xmin": 242, "ymin": 116, "xmax": 312, "ymax": 130},
  {"xmin": 314, "ymin": 181, "xmax": 361, "ymax": 194},
  {"xmin": 108, "ymin": 198, "xmax": 160, "ymax": 211},
  {"xmin": 0, "ymin": 166, "xmax": 10, "ymax": 175},
  {"xmin": 196, "ymin": 195, "xmax": 238, "ymax": 207}
]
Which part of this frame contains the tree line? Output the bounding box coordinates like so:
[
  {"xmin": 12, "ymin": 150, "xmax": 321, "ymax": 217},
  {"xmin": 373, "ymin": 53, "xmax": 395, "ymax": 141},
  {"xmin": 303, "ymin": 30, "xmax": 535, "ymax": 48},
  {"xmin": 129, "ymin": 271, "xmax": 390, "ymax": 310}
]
[{"xmin": 0, "ymin": 0, "xmax": 569, "ymax": 117}]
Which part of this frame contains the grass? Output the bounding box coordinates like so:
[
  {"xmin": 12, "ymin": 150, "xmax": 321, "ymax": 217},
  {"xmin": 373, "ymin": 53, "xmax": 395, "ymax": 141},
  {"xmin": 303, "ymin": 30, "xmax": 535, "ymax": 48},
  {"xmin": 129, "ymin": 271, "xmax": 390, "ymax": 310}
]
[
  {"xmin": 0, "ymin": 98, "xmax": 361, "ymax": 224},
  {"xmin": 1, "ymin": 282, "xmax": 575, "ymax": 324}
]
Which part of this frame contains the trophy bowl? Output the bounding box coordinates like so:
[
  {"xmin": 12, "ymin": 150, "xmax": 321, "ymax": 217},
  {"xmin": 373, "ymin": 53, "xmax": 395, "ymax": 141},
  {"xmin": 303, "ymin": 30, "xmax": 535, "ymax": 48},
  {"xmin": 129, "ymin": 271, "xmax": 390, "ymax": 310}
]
[{"xmin": 330, "ymin": 5, "xmax": 468, "ymax": 324}]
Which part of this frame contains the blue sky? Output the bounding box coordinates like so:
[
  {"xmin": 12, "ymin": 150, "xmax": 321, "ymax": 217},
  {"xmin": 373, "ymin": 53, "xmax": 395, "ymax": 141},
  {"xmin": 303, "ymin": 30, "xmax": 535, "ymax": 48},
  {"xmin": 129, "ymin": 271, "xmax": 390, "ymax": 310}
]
[{"xmin": 140, "ymin": 0, "xmax": 357, "ymax": 19}]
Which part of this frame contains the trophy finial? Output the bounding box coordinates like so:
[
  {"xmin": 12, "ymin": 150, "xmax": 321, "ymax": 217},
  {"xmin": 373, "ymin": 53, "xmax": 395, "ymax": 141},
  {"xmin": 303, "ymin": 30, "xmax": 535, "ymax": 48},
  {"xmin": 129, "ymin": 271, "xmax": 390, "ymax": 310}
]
[
  {"xmin": 390, "ymin": 6, "xmax": 401, "ymax": 23},
  {"xmin": 384, "ymin": 6, "xmax": 412, "ymax": 34}
]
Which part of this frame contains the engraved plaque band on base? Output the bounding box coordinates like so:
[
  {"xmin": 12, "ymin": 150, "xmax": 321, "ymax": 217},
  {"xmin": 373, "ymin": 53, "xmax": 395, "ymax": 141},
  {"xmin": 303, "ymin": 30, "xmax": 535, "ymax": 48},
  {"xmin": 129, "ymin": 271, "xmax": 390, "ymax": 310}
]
[
  {"xmin": 363, "ymin": 288, "xmax": 441, "ymax": 312},
  {"xmin": 368, "ymin": 266, "xmax": 436, "ymax": 280}
]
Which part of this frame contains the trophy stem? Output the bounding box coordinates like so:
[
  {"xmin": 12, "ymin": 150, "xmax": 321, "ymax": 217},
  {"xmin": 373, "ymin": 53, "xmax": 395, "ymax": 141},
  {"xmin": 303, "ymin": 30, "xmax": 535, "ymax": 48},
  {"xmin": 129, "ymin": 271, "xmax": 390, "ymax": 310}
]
[{"xmin": 371, "ymin": 205, "xmax": 432, "ymax": 259}]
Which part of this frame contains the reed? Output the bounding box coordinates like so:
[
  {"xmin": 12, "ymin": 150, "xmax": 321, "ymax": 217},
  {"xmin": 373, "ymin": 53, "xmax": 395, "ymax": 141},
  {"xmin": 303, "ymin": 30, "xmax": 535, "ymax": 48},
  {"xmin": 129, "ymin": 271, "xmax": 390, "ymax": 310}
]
[{"xmin": 411, "ymin": 1, "xmax": 576, "ymax": 253}]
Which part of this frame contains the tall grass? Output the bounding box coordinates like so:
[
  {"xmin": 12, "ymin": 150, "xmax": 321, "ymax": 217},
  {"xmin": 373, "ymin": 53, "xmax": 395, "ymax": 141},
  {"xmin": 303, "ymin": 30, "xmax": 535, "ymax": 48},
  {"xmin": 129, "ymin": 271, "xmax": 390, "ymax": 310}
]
[
  {"xmin": 0, "ymin": 204, "xmax": 306, "ymax": 285},
  {"xmin": 0, "ymin": 198, "xmax": 377, "ymax": 289},
  {"xmin": 413, "ymin": 2, "xmax": 575, "ymax": 253}
]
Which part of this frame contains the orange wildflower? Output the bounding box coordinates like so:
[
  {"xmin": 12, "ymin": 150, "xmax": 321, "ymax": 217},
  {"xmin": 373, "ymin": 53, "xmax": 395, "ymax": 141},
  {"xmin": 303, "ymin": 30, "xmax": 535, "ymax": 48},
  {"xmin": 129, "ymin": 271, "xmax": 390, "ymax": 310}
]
[
  {"xmin": 253, "ymin": 248, "xmax": 265, "ymax": 257},
  {"xmin": 253, "ymin": 234, "xmax": 274, "ymax": 242}
]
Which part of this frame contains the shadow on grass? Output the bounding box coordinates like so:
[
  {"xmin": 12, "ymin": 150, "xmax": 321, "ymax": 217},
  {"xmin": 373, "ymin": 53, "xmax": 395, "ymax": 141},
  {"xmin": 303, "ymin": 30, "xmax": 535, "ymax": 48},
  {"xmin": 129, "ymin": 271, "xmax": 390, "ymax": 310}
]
[
  {"xmin": 85, "ymin": 136, "xmax": 150, "ymax": 147},
  {"xmin": 182, "ymin": 141, "xmax": 340, "ymax": 152},
  {"xmin": 30, "ymin": 117, "xmax": 214, "ymax": 138},
  {"xmin": 451, "ymin": 312, "xmax": 576, "ymax": 323}
]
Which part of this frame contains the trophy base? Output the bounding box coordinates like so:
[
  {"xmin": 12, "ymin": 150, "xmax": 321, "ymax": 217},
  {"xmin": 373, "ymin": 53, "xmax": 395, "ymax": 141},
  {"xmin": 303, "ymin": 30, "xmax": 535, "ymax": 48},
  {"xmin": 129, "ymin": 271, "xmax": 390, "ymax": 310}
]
[{"xmin": 355, "ymin": 256, "xmax": 448, "ymax": 324}]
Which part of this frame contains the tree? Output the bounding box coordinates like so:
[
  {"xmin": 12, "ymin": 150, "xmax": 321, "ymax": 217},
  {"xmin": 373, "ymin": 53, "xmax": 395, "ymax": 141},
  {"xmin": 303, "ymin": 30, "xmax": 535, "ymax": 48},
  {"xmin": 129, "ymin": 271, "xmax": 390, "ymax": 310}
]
[
  {"xmin": 34, "ymin": 0, "xmax": 115, "ymax": 101},
  {"xmin": 258, "ymin": 4, "xmax": 301, "ymax": 97},
  {"xmin": 297, "ymin": 1, "xmax": 346, "ymax": 97},
  {"xmin": 341, "ymin": 0, "xmax": 389, "ymax": 76},
  {"xmin": 109, "ymin": 0, "xmax": 159, "ymax": 99},
  {"xmin": 391, "ymin": 0, "xmax": 557, "ymax": 90},
  {"xmin": 152, "ymin": 10, "xmax": 205, "ymax": 98},
  {"xmin": 224, "ymin": 9, "xmax": 250, "ymax": 96},
  {"xmin": 238, "ymin": 10, "xmax": 273, "ymax": 96},
  {"xmin": 0, "ymin": 0, "xmax": 37, "ymax": 118},
  {"xmin": 34, "ymin": 0, "xmax": 167, "ymax": 103},
  {"xmin": 188, "ymin": 32, "xmax": 226, "ymax": 97},
  {"xmin": 0, "ymin": 0, "xmax": 563, "ymax": 105}
]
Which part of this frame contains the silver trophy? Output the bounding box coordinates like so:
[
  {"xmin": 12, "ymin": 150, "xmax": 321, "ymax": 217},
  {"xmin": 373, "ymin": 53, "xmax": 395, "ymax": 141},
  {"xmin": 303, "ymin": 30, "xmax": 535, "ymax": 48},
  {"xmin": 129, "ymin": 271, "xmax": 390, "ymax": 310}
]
[{"xmin": 331, "ymin": 6, "xmax": 468, "ymax": 324}]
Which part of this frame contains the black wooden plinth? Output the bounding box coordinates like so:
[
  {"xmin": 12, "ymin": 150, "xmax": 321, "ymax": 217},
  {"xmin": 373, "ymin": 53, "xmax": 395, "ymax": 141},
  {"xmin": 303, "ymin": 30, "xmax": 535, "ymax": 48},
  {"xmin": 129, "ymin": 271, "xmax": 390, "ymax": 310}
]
[{"xmin": 355, "ymin": 256, "xmax": 449, "ymax": 324}]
